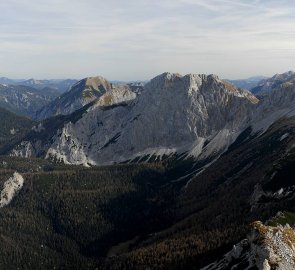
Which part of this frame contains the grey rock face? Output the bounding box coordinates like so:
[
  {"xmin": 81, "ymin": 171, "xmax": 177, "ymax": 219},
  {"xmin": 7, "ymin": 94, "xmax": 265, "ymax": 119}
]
[
  {"xmin": 20, "ymin": 72, "xmax": 258, "ymax": 166},
  {"xmin": 251, "ymin": 71, "xmax": 295, "ymax": 133}
]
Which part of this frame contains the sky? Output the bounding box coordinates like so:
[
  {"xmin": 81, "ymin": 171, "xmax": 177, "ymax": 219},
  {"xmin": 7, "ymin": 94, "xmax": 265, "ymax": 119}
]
[{"xmin": 0, "ymin": 0, "xmax": 295, "ymax": 80}]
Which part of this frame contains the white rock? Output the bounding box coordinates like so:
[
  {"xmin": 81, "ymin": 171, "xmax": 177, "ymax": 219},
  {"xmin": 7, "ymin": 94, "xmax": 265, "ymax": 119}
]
[{"xmin": 0, "ymin": 172, "xmax": 24, "ymax": 208}]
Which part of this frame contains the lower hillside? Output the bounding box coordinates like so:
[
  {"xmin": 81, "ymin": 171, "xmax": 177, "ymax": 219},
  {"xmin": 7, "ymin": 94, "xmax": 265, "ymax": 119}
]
[
  {"xmin": 0, "ymin": 107, "xmax": 34, "ymax": 153},
  {"xmin": 0, "ymin": 156, "xmax": 183, "ymax": 269},
  {"xmin": 0, "ymin": 117, "xmax": 294, "ymax": 269}
]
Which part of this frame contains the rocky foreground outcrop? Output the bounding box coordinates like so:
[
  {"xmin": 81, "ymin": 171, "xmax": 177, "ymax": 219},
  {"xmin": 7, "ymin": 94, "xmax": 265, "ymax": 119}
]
[{"xmin": 201, "ymin": 221, "xmax": 295, "ymax": 270}]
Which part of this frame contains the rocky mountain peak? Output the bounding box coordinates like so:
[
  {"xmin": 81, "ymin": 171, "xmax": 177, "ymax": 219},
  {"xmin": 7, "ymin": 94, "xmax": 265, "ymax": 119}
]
[
  {"xmin": 84, "ymin": 76, "xmax": 112, "ymax": 92},
  {"xmin": 69, "ymin": 75, "xmax": 112, "ymax": 95},
  {"xmin": 34, "ymin": 75, "xmax": 116, "ymax": 120},
  {"xmin": 148, "ymin": 72, "xmax": 258, "ymax": 104},
  {"xmin": 147, "ymin": 72, "xmax": 182, "ymax": 89},
  {"xmin": 149, "ymin": 73, "xmax": 223, "ymax": 93}
]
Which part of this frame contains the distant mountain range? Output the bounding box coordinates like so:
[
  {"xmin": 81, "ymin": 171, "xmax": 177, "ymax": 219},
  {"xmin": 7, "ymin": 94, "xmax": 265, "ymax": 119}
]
[
  {"xmin": 0, "ymin": 74, "xmax": 270, "ymax": 121},
  {"xmin": 0, "ymin": 84, "xmax": 61, "ymax": 118},
  {"xmin": 0, "ymin": 77, "xmax": 77, "ymax": 92},
  {"xmin": 0, "ymin": 78, "xmax": 78, "ymax": 118},
  {"xmin": 227, "ymin": 76, "xmax": 267, "ymax": 90}
]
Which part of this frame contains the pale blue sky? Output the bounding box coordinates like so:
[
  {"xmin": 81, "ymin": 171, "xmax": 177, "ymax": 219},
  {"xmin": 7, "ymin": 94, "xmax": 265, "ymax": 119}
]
[{"xmin": 0, "ymin": 0, "xmax": 295, "ymax": 80}]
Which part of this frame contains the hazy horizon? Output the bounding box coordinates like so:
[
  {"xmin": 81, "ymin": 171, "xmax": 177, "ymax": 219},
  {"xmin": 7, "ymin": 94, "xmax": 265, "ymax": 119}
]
[
  {"xmin": 1, "ymin": 0, "xmax": 295, "ymax": 80},
  {"xmin": 0, "ymin": 72, "xmax": 271, "ymax": 82}
]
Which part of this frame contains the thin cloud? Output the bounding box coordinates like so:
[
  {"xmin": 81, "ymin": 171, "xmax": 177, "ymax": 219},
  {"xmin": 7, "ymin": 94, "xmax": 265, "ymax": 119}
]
[{"xmin": 0, "ymin": 0, "xmax": 294, "ymax": 80}]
